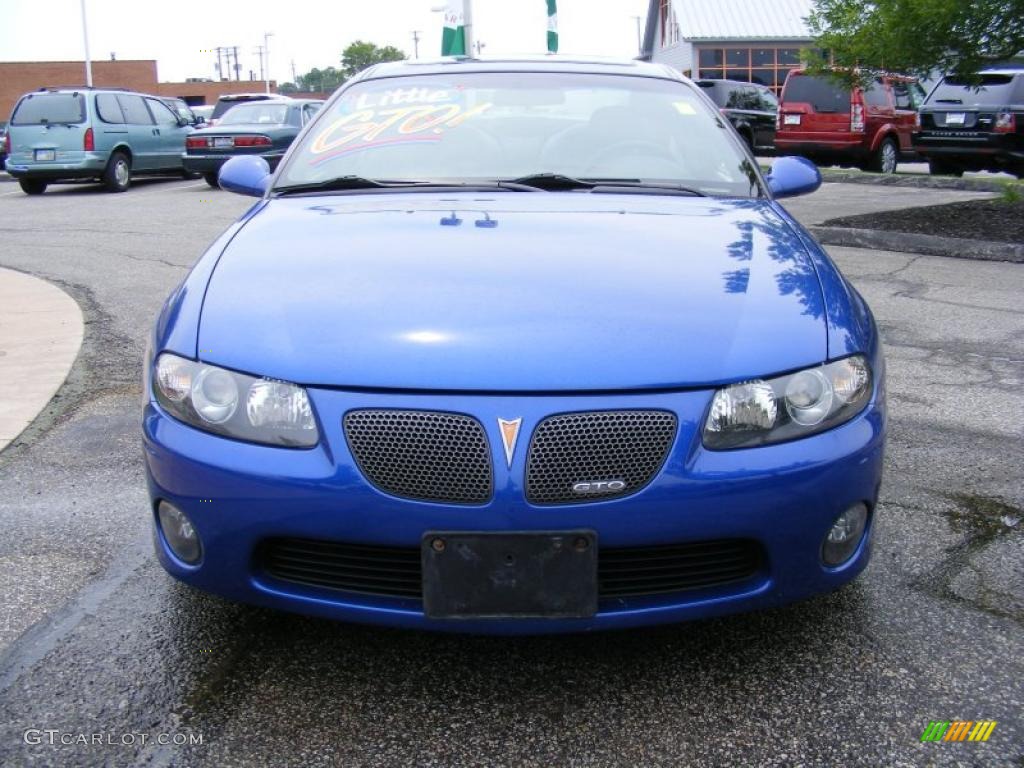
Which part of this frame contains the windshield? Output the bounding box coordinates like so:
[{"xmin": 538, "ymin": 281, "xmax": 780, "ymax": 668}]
[
  {"xmin": 220, "ymin": 103, "xmax": 290, "ymax": 126},
  {"xmin": 275, "ymin": 72, "xmax": 760, "ymax": 197},
  {"xmin": 928, "ymin": 74, "xmax": 1021, "ymax": 106},
  {"xmin": 12, "ymin": 92, "xmax": 86, "ymax": 125}
]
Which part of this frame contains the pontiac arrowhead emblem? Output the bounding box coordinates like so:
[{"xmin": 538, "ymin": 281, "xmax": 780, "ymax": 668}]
[{"xmin": 497, "ymin": 418, "xmax": 523, "ymax": 468}]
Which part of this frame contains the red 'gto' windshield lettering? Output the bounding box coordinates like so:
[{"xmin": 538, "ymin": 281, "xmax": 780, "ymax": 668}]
[{"xmin": 308, "ymin": 102, "xmax": 492, "ymax": 163}]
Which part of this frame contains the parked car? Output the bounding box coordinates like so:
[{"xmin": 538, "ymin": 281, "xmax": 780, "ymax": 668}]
[
  {"xmin": 145, "ymin": 57, "xmax": 885, "ymax": 634},
  {"xmin": 776, "ymin": 70, "xmax": 926, "ymax": 173},
  {"xmin": 914, "ymin": 70, "xmax": 1024, "ymax": 177},
  {"xmin": 184, "ymin": 98, "xmax": 322, "ymax": 187},
  {"xmin": 191, "ymin": 105, "xmax": 214, "ymax": 123},
  {"xmin": 207, "ymin": 93, "xmax": 278, "ymax": 126},
  {"xmin": 0, "ymin": 122, "xmax": 8, "ymax": 171},
  {"xmin": 5, "ymin": 87, "xmax": 194, "ymax": 194},
  {"xmin": 161, "ymin": 97, "xmax": 204, "ymax": 126},
  {"xmin": 696, "ymin": 79, "xmax": 778, "ymax": 153}
]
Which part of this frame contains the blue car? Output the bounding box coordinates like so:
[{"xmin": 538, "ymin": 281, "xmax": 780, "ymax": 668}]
[{"xmin": 144, "ymin": 57, "xmax": 885, "ymax": 634}]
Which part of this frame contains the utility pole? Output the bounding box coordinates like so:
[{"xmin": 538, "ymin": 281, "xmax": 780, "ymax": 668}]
[
  {"xmin": 632, "ymin": 15, "xmax": 643, "ymax": 55},
  {"xmin": 291, "ymin": 59, "xmax": 298, "ymax": 87},
  {"xmin": 232, "ymin": 46, "xmax": 241, "ymax": 80},
  {"xmin": 254, "ymin": 44, "xmax": 265, "ymax": 82},
  {"xmin": 263, "ymin": 32, "xmax": 274, "ymax": 94},
  {"xmin": 412, "ymin": 30, "xmax": 421, "ymax": 59},
  {"xmin": 80, "ymin": 0, "xmax": 93, "ymax": 86}
]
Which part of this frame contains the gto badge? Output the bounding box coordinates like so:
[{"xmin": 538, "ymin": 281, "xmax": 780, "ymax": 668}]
[
  {"xmin": 572, "ymin": 480, "xmax": 627, "ymax": 495},
  {"xmin": 497, "ymin": 418, "xmax": 523, "ymax": 468}
]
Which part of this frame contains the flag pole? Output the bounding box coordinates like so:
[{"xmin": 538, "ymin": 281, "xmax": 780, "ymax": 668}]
[{"xmin": 80, "ymin": 0, "xmax": 93, "ymax": 86}]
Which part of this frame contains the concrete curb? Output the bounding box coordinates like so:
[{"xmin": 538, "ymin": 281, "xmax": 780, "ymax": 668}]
[
  {"xmin": 817, "ymin": 172, "xmax": 1020, "ymax": 193},
  {"xmin": 810, "ymin": 226, "xmax": 1024, "ymax": 263},
  {"xmin": 0, "ymin": 268, "xmax": 85, "ymax": 452}
]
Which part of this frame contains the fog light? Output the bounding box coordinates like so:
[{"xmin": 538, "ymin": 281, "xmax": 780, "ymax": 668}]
[
  {"xmin": 158, "ymin": 501, "xmax": 202, "ymax": 564},
  {"xmin": 822, "ymin": 503, "xmax": 868, "ymax": 566}
]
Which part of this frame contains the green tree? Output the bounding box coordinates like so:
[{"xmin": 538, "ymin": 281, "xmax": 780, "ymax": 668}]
[
  {"xmin": 808, "ymin": 0, "xmax": 1024, "ymax": 82},
  {"xmin": 340, "ymin": 40, "xmax": 407, "ymax": 80},
  {"xmin": 296, "ymin": 66, "xmax": 345, "ymax": 93}
]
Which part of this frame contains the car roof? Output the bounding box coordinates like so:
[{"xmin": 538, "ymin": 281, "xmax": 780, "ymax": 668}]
[
  {"xmin": 971, "ymin": 69, "xmax": 1023, "ymax": 77},
  {"xmin": 218, "ymin": 93, "xmax": 277, "ymax": 101},
  {"xmin": 786, "ymin": 68, "xmax": 916, "ymax": 82},
  {"xmin": 26, "ymin": 86, "xmax": 163, "ymax": 99},
  {"xmin": 223, "ymin": 98, "xmax": 318, "ymax": 107},
  {"xmin": 357, "ymin": 55, "xmax": 683, "ymax": 82},
  {"xmin": 696, "ymin": 79, "xmax": 768, "ymax": 87}
]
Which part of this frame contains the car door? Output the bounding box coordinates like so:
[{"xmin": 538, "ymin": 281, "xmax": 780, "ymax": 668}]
[
  {"xmin": 752, "ymin": 86, "xmax": 778, "ymax": 150},
  {"xmin": 891, "ymin": 80, "xmax": 923, "ymax": 152},
  {"xmin": 145, "ymin": 97, "xmax": 189, "ymax": 169},
  {"xmin": 116, "ymin": 94, "xmax": 158, "ymax": 170}
]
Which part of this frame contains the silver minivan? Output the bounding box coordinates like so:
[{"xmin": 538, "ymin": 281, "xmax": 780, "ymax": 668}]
[{"xmin": 5, "ymin": 87, "xmax": 194, "ymax": 194}]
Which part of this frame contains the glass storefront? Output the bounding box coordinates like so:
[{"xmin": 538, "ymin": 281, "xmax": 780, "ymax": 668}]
[{"xmin": 696, "ymin": 46, "xmax": 805, "ymax": 93}]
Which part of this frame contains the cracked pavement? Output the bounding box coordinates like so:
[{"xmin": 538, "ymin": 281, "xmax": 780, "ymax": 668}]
[{"xmin": 0, "ymin": 177, "xmax": 1021, "ymax": 767}]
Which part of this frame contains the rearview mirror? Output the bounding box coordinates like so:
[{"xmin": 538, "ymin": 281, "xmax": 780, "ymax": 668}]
[
  {"xmin": 193, "ymin": 116, "xmax": 205, "ymax": 125},
  {"xmin": 767, "ymin": 156, "xmax": 822, "ymax": 199},
  {"xmin": 218, "ymin": 155, "xmax": 272, "ymax": 197}
]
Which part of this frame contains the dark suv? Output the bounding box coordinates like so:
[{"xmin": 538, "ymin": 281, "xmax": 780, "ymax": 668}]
[
  {"xmin": 776, "ymin": 70, "xmax": 925, "ymax": 173},
  {"xmin": 914, "ymin": 70, "xmax": 1024, "ymax": 177},
  {"xmin": 696, "ymin": 79, "xmax": 778, "ymax": 153}
]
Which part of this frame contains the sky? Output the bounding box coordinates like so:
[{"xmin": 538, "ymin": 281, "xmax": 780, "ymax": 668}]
[{"xmin": 0, "ymin": 0, "xmax": 650, "ymax": 85}]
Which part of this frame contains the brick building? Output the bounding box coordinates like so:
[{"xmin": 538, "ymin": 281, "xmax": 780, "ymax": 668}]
[{"xmin": 1, "ymin": 59, "xmax": 277, "ymax": 119}]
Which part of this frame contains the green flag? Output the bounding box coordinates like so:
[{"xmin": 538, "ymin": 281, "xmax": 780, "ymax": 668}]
[
  {"xmin": 442, "ymin": 2, "xmax": 466, "ymax": 56},
  {"xmin": 546, "ymin": 0, "xmax": 558, "ymax": 53}
]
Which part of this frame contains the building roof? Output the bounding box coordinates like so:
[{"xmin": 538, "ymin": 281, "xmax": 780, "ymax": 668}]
[{"xmin": 642, "ymin": 0, "xmax": 814, "ymax": 57}]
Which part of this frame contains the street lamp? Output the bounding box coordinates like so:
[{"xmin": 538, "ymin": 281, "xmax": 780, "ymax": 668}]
[{"xmin": 264, "ymin": 32, "xmax": 274, "ymax": 94}]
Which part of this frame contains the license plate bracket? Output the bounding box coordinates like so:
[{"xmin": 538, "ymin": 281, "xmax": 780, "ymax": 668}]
[
  {"xmin": 422, "ymin": 531, "xmax": 598, "ymax": 619},
  {"xmin": 34, "ymin": 149, "xmax": 56, "ymax": 161},
  {"xmin": 945, "ymin": 112, "xmax": 966, "ymax": 125},
  {"xmin": 213, "ymin": 137, "xmax": 233, "ymax": 148},
  {"xmin": 783, "ymin": 114, "xmax": 801, "ymax": 125}
]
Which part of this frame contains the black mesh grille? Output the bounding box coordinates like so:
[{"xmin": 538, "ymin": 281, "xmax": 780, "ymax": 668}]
[
  {"xmin": 260, "ymin": 537, "xmax": 761, "ymax": 601},
  {"xmin": 344, "ymin": 410, "xmax": 492, "ymax": 504},
  {"xmin": 525, "ymin": 411, "xmax": 677, "ymax": 505},
  {"xmin": 260, "ymin": 538, "xmax": 422, "ymax": 598},
  {"xmin": 598, "ymin": 539, "xmax": 762, "ymax": 598}
]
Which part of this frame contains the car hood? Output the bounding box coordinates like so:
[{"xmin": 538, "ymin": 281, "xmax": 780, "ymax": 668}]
[{"xmin": 199, "ymin": 193, "xmax": 826, "ymax": 391}]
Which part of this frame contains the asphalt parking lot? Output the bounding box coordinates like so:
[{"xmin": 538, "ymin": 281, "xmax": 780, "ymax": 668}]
[{"xmin": 0, "ymin": 173, "xmax": 1021, "ymax": 767}]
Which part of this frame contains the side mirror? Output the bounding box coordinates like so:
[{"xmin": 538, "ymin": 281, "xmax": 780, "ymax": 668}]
[
  {"xmin": 177, "ymin": 116, "xmax": 190, "ymax": 127},
  {"xmin": 218, "ymin": 155, "xmax": 272, "ymax": 197},
  {"xmin": 767, "ymin": 156, "xmax": 822, "ymax": 199}
]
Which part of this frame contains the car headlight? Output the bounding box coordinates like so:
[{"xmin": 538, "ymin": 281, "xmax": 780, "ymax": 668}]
[
  {"xmin": 703, "ymin": 355, "xmax": 872, "ymax": 450},
  {"xmin": 153, "ymin": 353, "xmax": 318, "ymax": 447}
]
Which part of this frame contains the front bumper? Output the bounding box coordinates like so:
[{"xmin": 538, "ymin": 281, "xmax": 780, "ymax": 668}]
[
  {"xmin": 143, "ymin": 379, "xmax": 886, "ymax": 634},
  {"xmin": 182, "ymin": 152, "xmax": 285, "ymax": 175}
]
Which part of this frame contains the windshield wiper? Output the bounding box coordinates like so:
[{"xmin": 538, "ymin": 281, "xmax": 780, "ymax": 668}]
[
  {"xmin": 586, "ymin": 179, "xmax": 707, "ymax": 197},
  {"xmin": 506, "ymin": 172, "xmax": 597, "ymax": 190},
  {"xmin": 274, "ymin": 176, "xmax": 544, "ymax": 196},
  {"xmin": 507, "ymin": 173, "xmax": 706, "ymax": 196}
]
